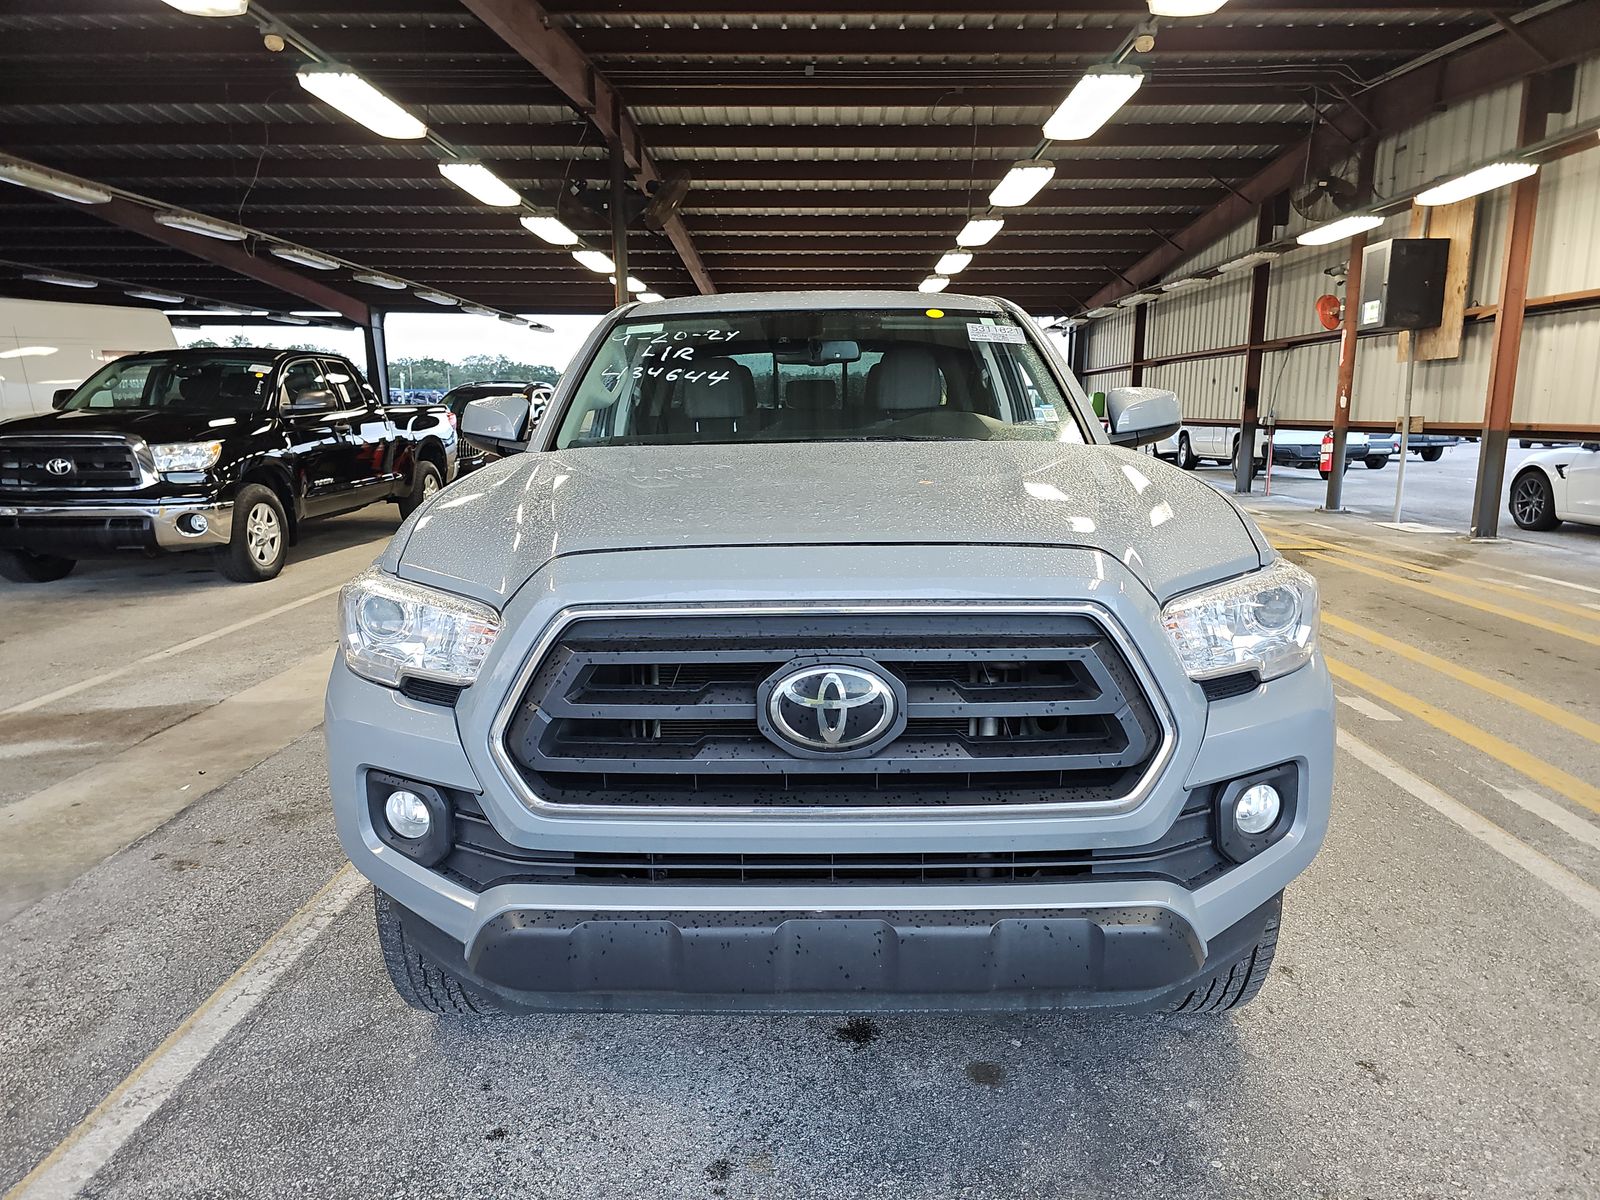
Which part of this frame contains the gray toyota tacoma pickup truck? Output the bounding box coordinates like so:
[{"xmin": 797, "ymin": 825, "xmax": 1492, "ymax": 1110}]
[{"xmin": 325, "ymin": 291, "xmax": 1332, "ymax": 1016}]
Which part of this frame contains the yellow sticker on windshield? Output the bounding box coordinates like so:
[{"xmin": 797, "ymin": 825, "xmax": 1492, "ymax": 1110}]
[{"xmin": 925, "ymin": 308, "xmax": 944, "ymax": 319}]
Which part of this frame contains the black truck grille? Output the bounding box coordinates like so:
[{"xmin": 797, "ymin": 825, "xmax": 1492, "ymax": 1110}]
[
  {"xmin": 0, "ymin": 436, "xmax": 143, "ymax": 490},
  {"xmin": 443, "ymin": 790, "xmax": 1223, "ymax": 891},
  {"xmin": 502, "ymin": 611, "xmax": 1166, "ymax": 809}
]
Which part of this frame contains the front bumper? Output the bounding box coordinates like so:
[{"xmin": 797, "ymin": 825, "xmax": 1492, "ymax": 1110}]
[
  {"xmin": 0, "ymin": 500, "xmax": 232, "ymax": 554},
  {"xmin": 391, "ymin": 889, "xmax": 1282, "ymax": 1013}
]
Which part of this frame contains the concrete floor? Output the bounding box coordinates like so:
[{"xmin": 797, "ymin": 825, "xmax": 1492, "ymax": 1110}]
[{"xmin": 2, "ymin": 474, "xmax": 1598, "ymax": 1199}]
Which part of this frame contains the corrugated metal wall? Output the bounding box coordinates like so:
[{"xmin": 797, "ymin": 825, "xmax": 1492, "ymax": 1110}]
[{"xmin": 1077, "ymin": 52, "xmax": 1600, "ymax": 436}]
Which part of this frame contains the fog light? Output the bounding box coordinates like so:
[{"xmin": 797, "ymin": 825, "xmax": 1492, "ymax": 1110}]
[
  {"xmin": 178, "ymin": 512, "xmax": 209, "ymax": 535},
  {"xmin": 384, "ymin": 789, "xmax": 432, "ymax": 839},
  {"xmin": 1234, "ymin": 783, "xmax": 1281, "ymax": 835}
]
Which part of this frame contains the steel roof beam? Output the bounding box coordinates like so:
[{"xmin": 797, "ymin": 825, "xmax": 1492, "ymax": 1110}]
[
  {"xmin": 457, "ymin": 0, "xmax": 713, "ymax": 295},
  {"xmin": 0, "ymin": 122, "xmax": 1300, "ymax": 151},
  {"xmin": 1084, "ymin": 2, "xmax": 1600, "ymax": 308}
]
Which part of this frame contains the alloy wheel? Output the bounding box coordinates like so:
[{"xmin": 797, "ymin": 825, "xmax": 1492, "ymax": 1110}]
[{"xmin": 246, "ymin": 502, "xmax": 282, "ymax": 566}]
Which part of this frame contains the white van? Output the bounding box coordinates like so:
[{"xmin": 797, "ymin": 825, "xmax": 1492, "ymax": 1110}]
[{"xmin": 0, "ymin": 297, "xmax": 177, "ymax": 424}]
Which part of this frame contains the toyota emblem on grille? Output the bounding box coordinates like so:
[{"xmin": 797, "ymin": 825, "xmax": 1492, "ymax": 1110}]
[
  {"xmin": 764, "ymin": 663, "xmax": 899, "ymax": 754},
  {"xmin": 45, "ymin": 457, "xmax": 75, "ymax": 476}
]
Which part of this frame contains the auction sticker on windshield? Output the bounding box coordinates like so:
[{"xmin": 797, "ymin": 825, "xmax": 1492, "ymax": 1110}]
[{"xmin": 968, "ymin": 323, "xmax": 1026, "ymax": 344}]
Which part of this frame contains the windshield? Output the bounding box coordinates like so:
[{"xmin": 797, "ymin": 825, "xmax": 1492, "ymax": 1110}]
[
  {"xmin": 553, "ymin": 309, "xmax": 1090, "ymax": 449},
  {"xmin": 62, "ymin": 355, "xmax": 272, "ymax": 414}
]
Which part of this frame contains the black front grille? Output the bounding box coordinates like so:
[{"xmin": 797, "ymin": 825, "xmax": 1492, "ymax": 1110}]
[
  {"xmin": 0, "ymin": 514, "xmax": 152, "ymax": 553},
  {"xmin": 503, "ymin": 611, "xmax": 1165, "ymax": 809},
  {"xmin": 443, "ymin": 790, "xmax": 1223, "ymax": 891},
  {"xmin": 0, "ymin": 436, "xmax": 142, "ymax": 490}
]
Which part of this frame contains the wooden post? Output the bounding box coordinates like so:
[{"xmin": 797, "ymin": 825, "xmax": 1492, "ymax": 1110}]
[
  {"xmin": 1470, "ymin": 77, "xmax": 1548, "ymax": 538},
  {"xmin": 1323, "ymin": 230, "xmax": 1366, "ymax": 512}
]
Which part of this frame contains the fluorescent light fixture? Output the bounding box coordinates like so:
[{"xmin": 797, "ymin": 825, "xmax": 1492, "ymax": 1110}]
[
  {"xmin": 295, "ymin": 64, "xmax": 427, "ymax": 141},
  {"xmin": 269, "ymin": 314, "xmax": 310, "ymax": 324},
  {"xmin": 413, "ymin": 290, "xmax": 459, "ymax": 306},
  {"xmin": 956, "ymin": 217, "xmax": 1004, "ymax": 247},
  {"xmin": 0, "ymin": 345, "xmax": 58, "ymax": 359},
  {"xmin": 918, "ymin": 275, "xmax": 950, "ymax": 294},
  {"xmin": 352, "ymin": 272, "xmax": 407, "ymax": 290},
  {"xmin": 1159, "ymin": 277, "xmax": 1203, "ymax": 292},
  {"xmin": 1296, "ymin": 213, "xmax": 1384, "ymax": 246},
  {"xmin": 935, "ymin": 250, "xmax": 973, "ymax": 275},
  {"xmin": 1043, "ymin": 65, "xmax": 1144, "ymax": 142},
  {"xmin": 1216, "ymin": 249, "xmax": 1282, "ymax": 274},
  {"xmin": 1415, "ymin": 161, "xmax": 1538, "ymax": 206},
  {"xmin": 572, "ymin": 249, "xmax": 616, "ymax": 274},
  {"xmin": 462, "ymin": 304, "xmax": 497, "ymax": 318},
  {"xmin": 125, "ymin": 289, "xmax": 185, "ymax": 304},
  {"xmin": 638, "ymin": 292, "xmax": 665, "ymax": 303},
  {"xmin": 527, "ymin": 321, "xmax": 554, "ymax": 333},
  {"xmin": 1085, "ymin": 306, "xmax": 1118, "ymax": 317},
  {"xmin": 291, "ymin": 310, "xmax": 342, "ymax": 317},
  {"xmin": 25, "ymin": 273, "xmax": 97, "ymax": 289},
  {"xmin": 0, "ymin": 161, "xmax": 112, "ymax": 204},
  {"xmin": 269, "ymin": 245, "xmax": 341, "ymax": 271},
  {"xmin": 498, "ymin": 314, "xmax": 529, "ymax": 326},
  {"xmin": 609, "ymin": 275, "xmax": 647, "ymax": 293},
  {"xmin": 1147, "ymin": 0, "xmax": 1229, "ymax": 15},
  {"xmin": 437, "ymin": 160, "xmax": 521, "ymax": 208},
  {"xmin": 520, "ymin": 215, "xmax": 579, "ymax": 246},
  {"xmin": 988, "ymin": 159, "xmax": 1056, "ymax": 208},
  {"xmin": 1117, "ymin": 291, "xmax": 1160, "ymax": 307},
  {"xmin": 154, "ymin": 211, "xmax": 250, "ymax": 241},
  {"xmin": 160, "ymin": 0, "xmax": 250, "ymax": 14}
]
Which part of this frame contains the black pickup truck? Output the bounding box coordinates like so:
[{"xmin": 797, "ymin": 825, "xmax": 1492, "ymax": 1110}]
[{"xmin": 0, "ymin": 348, "xmax": 456, "ymax": 583}]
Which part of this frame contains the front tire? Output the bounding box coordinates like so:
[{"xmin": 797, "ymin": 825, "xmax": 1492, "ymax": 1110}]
[
  {"xmin": 1176, "ymin": 433, "xmax": 1198, "ymax": 470},
  {"xmin": 214, "ymin": 484, "xmax": 288, "ymax": 582},
  {"xmin": 1509, "ymin": 469, "xmax": 1561, "ymax": 530},
  {"xmin": 0, "ymin": 549, "xmax": 76, "ymax": 583},
  {"xmin": 374, "ymin": 890, "xmax": 498, "ymax": 1016},
  {"xmin": 397, "ymin": 460, "xmax": 443, "ymax": 519},
  {"xmin": 1169, "ymin": 897, "xmax": 1281, "ymax": 1013}
]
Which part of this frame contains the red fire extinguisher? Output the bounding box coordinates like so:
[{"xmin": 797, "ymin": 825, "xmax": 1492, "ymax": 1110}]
[{"xmin": 1319, "ymin": 432, "xmax": 1333, "ymax": 475}]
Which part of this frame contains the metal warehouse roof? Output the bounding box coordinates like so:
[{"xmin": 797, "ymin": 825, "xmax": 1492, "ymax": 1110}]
[{"xmin": 0, "ymin": 1, "xmax": 1590, "ymax": 324}]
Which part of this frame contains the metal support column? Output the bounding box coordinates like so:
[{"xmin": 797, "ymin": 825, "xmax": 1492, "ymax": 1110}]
[
  {"xmin": 1323, "ymin": 231, "xmax": 1366, "ymax": 511},
  {"xmin": 1471, "ymin": 76, "xmax": 1548, "ymax": 539},
  {"xmin": 609, "ymin": 139, "xmax": 629, "ymax": 309},
  {"xmin": 363, "ymin": 309, "xmax": 390, "ymax": 402},
  {"xmin": 1234, "ymin": 204, "xmax": 1278, "ymax": 494},
  {"xmin": 1129, "ymin": 303, "xmax": 1148, "ymax": 387}
]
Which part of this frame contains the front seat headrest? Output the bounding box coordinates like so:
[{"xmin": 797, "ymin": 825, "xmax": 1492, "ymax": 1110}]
[
  {"xmin": 872, "ymin": 346, "xmax": 942, "ymax": 411},
  {"xmin": 682, "ymin": 357, "xmax": 753, "ymax": 420},
  {"xmin": 784, "ymin": 378, "xmax": 837, "ymax": 412}
]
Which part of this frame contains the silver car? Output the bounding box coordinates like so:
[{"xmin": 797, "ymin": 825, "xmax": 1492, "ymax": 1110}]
[{"xmin": 325, "ymin": 291, "xmax": 1332, "ymax": 1016}]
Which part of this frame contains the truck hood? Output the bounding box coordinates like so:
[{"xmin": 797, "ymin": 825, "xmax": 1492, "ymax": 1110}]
[
  {"xmin": 394, "ymin": 441, "xmax": 1269, "ymax": 606},
  {"xmin": 0, "ymin": 407, "xmax": 261, "ymax": 442}
]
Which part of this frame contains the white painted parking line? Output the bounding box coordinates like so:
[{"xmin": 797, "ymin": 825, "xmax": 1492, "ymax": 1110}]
[
  {"xmin": 1489, "ymin": 785, "xmax": 1600, "ymax": 855},
  {"xmin": 1, "ymin": 583, "xmax": 344, "ymax": 717},
  {"xmin": 1337, "ymin": 694, "xmax": 1402, "ymax": 722},
  {"xmin": 3, "ymin": 865, "xmax": 365, "ymax": 1200},
  {"xmin": 1512, "ymin": 571, "xmax": 1600, "ymax": 598},
  {"xmin": 1339, "ymin": 730, "xmax": 1600, "ymax": 920}
]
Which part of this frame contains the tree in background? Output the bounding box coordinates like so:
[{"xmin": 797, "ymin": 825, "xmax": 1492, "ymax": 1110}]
[{"xmin": 389, "ymin": 355, "xmax": 560, "ymax": 391}]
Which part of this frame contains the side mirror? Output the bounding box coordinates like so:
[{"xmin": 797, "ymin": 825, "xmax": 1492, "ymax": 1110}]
[
  {"xmin": 286, "ymin": 388, "xmax": 336, "ymax": 413},
  {"xmin": 52, "ymin": 388, "xmax": 76, "ymax": 409},
  {"xmin": 1105, "ymin": 386, "xmax": 1181, "ymax": 448},
  {"xmin": 461, "ymin": 393, "xmax": 531, "ymax": 455}
]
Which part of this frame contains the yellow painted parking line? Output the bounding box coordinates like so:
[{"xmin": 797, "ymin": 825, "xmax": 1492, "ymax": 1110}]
[
  {"xmin": 1303, "ymin": 551, "xmax": 1600, "ymax": 648},
  {"xmin": 1326, "ymin": 656, "xmax": 1600, "ymax": 817},
  {"xmin": 1258, "ymin": 524, "xmax": 1600, "ymax": 623},
  {"xmin": 1322, "ymin": 613, "xmax": 1600, "ymax": 746}
]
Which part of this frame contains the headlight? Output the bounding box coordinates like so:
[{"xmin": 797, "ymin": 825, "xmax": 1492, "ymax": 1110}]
[
  {"xmin": 1160, "ymin": 558, "xmax": 1318, "ymax": 682},
  {"xmin": 338, "ymin": 568, "xmax": 501, "ymax": 687},
  {"xmin": 151, "ymin": 441, "xmax": 223, "ymax": 473}
]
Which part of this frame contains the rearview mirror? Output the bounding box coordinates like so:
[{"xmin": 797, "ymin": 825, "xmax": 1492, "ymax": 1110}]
[
  {"xmin": 1105, "ymin": 386, "xmax": 1181, "ymax": 449},
  {"xmin": 52, "ymin": 388, "xmax": 76, "ymax": 409},
  {"xmin": 286, "ymin": 388, "xmax": 336, "ymax": 413},
  {"xmin": 462, "ymin": 393, "xmax": 531, "ymax": 455}
]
